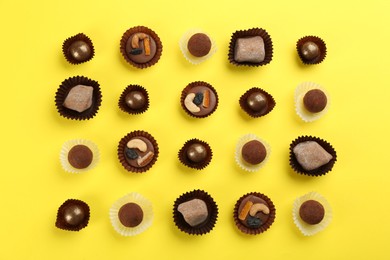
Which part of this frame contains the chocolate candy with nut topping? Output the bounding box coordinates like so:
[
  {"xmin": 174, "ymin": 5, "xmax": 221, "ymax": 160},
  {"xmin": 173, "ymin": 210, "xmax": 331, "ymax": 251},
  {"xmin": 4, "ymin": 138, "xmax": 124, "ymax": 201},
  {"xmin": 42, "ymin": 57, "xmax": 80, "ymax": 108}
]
[
  {"xmin": 126, "ymin": 33, "xmax": 157, "ymax": 64},
  {"xmin": 241, "ymin": 140, "xmax": 267, "ymax": 165},
  {"xmin": 183, "ymin": 84, "xmax": 217, "ymax": 117},
  {"xmin": 299, "ymin": 200, "xmax": 325, "ymax": 225},
  {"xmin": 118, "ymin": 203, "xmax": 144, "ymax": 227},
  {"xmin": 124, "ymin": 137, "xmax": 155, "ymax": 168},
  {"xmin": 187, "ymin": 33, "xmax": 212, "ymax": 57},
  {"xmin": 238, "ymin": 195, "xmax": 270, "ymax": 228},
  {"xmin": 234, "ymin": 36, "xmax": 265, "ymax": 63},
  {"xmin": 303, "ymin": 89, "xmax": 327, "ymax": 113},
  {"xmin": 68, "ymin": 144, "xmax": 93, "ymax": 169}
]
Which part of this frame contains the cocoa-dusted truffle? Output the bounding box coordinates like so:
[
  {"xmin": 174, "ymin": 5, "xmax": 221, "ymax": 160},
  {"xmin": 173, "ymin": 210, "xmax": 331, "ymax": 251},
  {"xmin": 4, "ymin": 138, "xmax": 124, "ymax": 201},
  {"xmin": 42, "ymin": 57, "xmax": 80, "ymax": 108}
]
[
  {"xmin": 235, "ymin": 134, "xmax": 271, "ymax": 172},
  {"xmin": 303, "ymin": 89, "xmax": 327, "ymax": 113},
  {"xmin": 239, "ymin": 87, "xmax": 275, "ymax": 118},
  {"xmin": 62, "ymin": 33, "xmax": 94, "ymax": 64},
  {"xmin": 55, "ymin": 199, "xmax": 90, "ymax": 231},
  {"xmin": 120, "ymin": 26, "xmax": 162, "ymax": 69},
  {"xmin": 178, "ymin": 139, "xmax": 212, "ymax": 170},
  {"xmin": 293, "ymin": 192, "xmax": 332, "ymax": 236},
  {"xmin": 118, "ymin": 203, "xmax": 144, "ymax": 228},
  {"xmin": 60, "ymin": 139, "xmax": 100, "ymax": 174},
  {"xmin": 187, "ymin": 33, "xmax": 212, "ymax": 57},
  {"xmin": 299, "ymin": 200, "xmax": 325, "ymax": 225},
  {"xmin": 241, "ymin": 140, "xmax": 266, "ymax": 165},
  {"xmin": 296, "ymin": 36, "xmax": 326, "ymax": 64},
  {"xmin": 68, "ymin": 145, "xmax": 93, "ymax": 169}
]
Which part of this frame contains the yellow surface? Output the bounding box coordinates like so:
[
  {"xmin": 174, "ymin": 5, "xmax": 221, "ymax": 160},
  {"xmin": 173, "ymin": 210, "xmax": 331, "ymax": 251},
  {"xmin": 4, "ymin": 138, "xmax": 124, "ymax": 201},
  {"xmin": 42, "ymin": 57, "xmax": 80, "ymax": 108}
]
[{"xmin": 1, "ymin": 0, "xmax": 390, "ymax": 259}]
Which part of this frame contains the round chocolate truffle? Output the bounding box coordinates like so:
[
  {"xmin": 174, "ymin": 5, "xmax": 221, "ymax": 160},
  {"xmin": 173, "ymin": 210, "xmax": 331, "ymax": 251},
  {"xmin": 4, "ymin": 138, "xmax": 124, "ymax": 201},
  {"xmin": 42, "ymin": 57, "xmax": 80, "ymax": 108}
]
[
  {"xmin": 303, "ymin": 89, "xmax": 327, "ymax": 113},
  {"xmin": 63, "ymin": 204, "xmax": 86, "ymax": 226},
  {"xmin": 68, "ymin": 145, "xmax": 93, "ymax": 169},
  {"xmin": 300, "ymin": 41, "xmax": 320, "ymax": 61},
  {"xmin": 186, "ymin": 143, "xmax": 207, "ymax": 163},
  {"xmin": 299, "ymin": 200, "xmax": 325, "ymax": 225},
  {"xmin": 68, "ymin": 40, "xmax": 92, "ymax": 62},
  {"xmin": 125, "ymin": 91, "xmax": 147, "ymax": 110},
  {"xmin": 246, "ymin": 92, "xmax": 267, "ymax": 112},
  {"xmin": 118, "ymin": 203, "xmax": 144, "ymax": 228},
  {"xmin": 187, "ymin": 33, "xmax": 212, "ymax": 57},
  {"xmin": 241, "ymin": 140, "xmax": 266, "ymax": 165}
]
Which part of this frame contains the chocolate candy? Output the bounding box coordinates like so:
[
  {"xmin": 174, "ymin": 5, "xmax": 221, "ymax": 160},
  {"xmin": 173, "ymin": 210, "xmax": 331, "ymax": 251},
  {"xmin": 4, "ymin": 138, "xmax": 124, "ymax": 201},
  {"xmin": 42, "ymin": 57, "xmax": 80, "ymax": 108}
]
[
  {"xmin": 118, "ymin": 203, "xmax": 144, "ymax": 227},
  {"xmin": 63, "ymin": 85, "xmax": 94, "ymax": 113},
  {"xmin": 125, "ymin": 33, "xmax": 157, "ymax": 64},
  {"xmin": 125, "ymin": 91, "xmax": 147, "ymax": 110},
  {"xmin": 247, "ymin": 92, "xmax": 267, "ymax": 112},
  {"xmin": 234, "ymin": 36, "xmax": 265, "ymax": 63},
  {"xmin": 293, "ymin": 141, "xmax": 333, "ymax": 171},
  {"xmin": 187, "ymin": 33, "xmax": 212, "ymax": 57},
  {"xmin": 68, "ymin": 144, "xmax": 93, "ymax": 169},
  {"xmin": 237, "ymin": 195, "xmax": 271, "ymax": 229},
  {"xmin": 181, "ymin": 82, "xmax": 218, "ymax": 118},
  {"xmin": 68, "ymin": 40, "xmax": 92, "ymax": 62},
  {"xmin": 186, "ymin": 143, "xmax": 207, "ymax": 163},
  {"xmin": 177, "ymin": 199, "xmax": 208, "ymax": 227},
  {"xmin": 303, "ymin": 89, "xmax": 327, "ymax": 113},
  {"xmin": 299, "ymin": 200, "xmax": 325, "ymax": 225},
  {"xmin": 55, "ymin": 199, "xmax": 90, "ymax": 231},
  {"xmin": 300, "ymin": 41, "xmax": 320, "ymax": 61},
  {"xmin": 241, "ymin": 140, "xmax": 266, "ymax": 165}
]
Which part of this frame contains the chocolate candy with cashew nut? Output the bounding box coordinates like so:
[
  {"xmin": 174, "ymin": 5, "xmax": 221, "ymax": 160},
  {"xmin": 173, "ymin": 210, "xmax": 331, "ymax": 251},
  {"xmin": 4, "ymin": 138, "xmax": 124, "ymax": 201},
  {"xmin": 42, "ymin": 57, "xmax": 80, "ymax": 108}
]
[{"xmin": 237, "ymin": 195, "xmax": 270, "ymax": 229}]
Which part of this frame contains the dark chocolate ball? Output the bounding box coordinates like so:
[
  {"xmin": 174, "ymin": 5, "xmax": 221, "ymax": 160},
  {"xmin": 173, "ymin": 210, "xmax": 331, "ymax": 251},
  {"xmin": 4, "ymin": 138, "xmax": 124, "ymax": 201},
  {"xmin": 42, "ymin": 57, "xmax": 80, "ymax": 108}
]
[
  {"xmin": 299, "ymin": 200, "xmax": 325, "ymax": 225},
  {"xmin": 68, "ymin": 40, "xmax": 92, "ymax": 62},
  {"xmin": 125, "ymin": 91, "xmax": 146, "ymax": 110},
  {"xmin": 300, "ymin": 41, "xmax": 320, "ymax": 61},
  {"xmin": 303, "ymin": 89, "xmax": 327, "ymax": 113},
  {"xmin": 187, "ymin": 33, "xmax": 212, "ymax": 57},
  {"xmin": 241, "ymin": 140, "xmax": 266, "ymax": 165},
  {"xmin": 63, "ymin": 204, "xmax": 86, "ymax": 226},
  {"xmin": 68, "ymin": 145, "xmax": 93, "ymax": 169},
  {"xmin": 186, "ymin": 143, "xmax": 207, "ymax": 163},
  {"xmin": 118, "ymin": 203, "xmax": 144, "ymax": 227},
  {"xmin": 246, "ymin": 92, "xmax": 267, "ymax": 112}
]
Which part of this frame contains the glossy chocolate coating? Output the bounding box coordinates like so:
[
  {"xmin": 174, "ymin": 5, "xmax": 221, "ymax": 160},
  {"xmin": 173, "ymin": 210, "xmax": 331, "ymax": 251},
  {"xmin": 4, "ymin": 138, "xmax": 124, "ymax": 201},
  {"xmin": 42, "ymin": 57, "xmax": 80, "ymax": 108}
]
[
  {"xmin": 187, "ymin": 33, "xmax": 211, "ymax": 57},
  {"xmin": 68, "ymin": 41, "xmax": 92, "ymax": 62},
  {"xmin": 246, "ymin": 92, "xmax": 267, "ymax": 112},
  {"xmin": 125, "ymin": 91, "xmax": 147, "ymax": 110},
  {"xmin": 299, "ymin": 200, "xmax": 325, "ymax": 225},
  {"xmin": 125, "ymin": 34, "xmax": 157, "ymax": 64},
  {"xmin": 118, "ymin": 203, "xmax": 144, "ymax": 227},
  {"xmin": 63, "ymin": 204, "xmax": 86, "ymax": 226},
  {"xmin": 124, "ymin": 137, "xmax": 155, "ymax": 168},
  {"xmin": 238, "ymin": 195, "xmax": 270, "ymax": 228},
  {"xmin": 241, "ymin": 140, "xmax": 266, "ymax": 165},
  {"xmin": 68, "ymin": 145, "xmax": 93, "ymax": 169},
  {"xmin": 185, "ymin": 86, "xmax": 217, "ymax": 117},
  {"xmin": 300, "ymin": 41, "xmax": 320, "ymax": 61},
  {"xmin": 303, "ymin": 89, "xmax": 327, "ymax": 113},
  {"xmin": 186, "ymin": 143, "xmax": 207, "ymax": 163}
]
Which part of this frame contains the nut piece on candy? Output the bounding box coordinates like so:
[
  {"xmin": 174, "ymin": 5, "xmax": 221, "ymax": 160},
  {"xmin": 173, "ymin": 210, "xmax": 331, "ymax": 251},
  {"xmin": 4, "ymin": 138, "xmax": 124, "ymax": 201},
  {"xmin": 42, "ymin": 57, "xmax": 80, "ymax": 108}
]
[
  {"xmin": 293, "ymin": 141, "xmax": 333, "ymax": 171},
  {"xmin": 177, "ymin": 199, "xmax": 208, "ymax": 227},
  {"xmin": 63, "ymin": 85, "xmax": 94, "ymax": 113},
  {"xmin": 234, "ymin": 36, "xmax": 265, "ymax": 63}
]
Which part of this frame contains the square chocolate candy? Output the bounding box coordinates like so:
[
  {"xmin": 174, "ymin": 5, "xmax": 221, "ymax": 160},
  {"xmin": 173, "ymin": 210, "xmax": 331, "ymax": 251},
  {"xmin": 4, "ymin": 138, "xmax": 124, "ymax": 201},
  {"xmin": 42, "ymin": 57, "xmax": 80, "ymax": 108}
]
[{"xmin": 234, "ymin": 36, "xmax": 265, "ymax": 63}]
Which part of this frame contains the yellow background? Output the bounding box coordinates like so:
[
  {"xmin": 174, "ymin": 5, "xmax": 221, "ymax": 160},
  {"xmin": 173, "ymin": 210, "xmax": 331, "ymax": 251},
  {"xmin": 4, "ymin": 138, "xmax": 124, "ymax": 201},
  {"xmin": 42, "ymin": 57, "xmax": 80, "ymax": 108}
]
[{"xmin": 1, "ymin": 0, "xmax": 389, "ymax": 259}]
